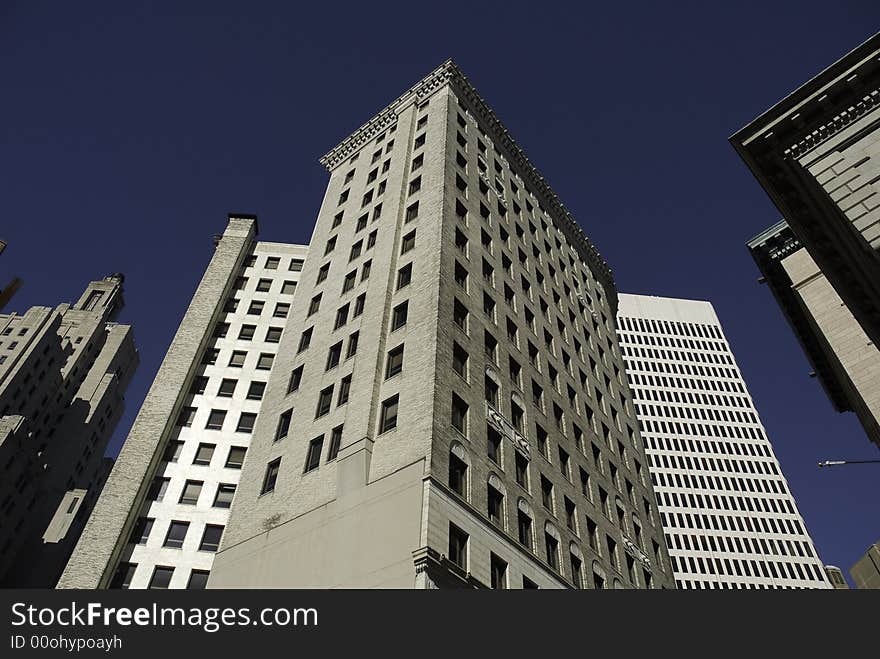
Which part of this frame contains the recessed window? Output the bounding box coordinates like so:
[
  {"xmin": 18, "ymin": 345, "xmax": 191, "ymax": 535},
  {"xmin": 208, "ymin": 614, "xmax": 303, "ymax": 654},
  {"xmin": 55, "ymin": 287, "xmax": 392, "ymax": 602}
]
[
  {"xmin": 346, "ymin": 331, "xmax": 359, "ymax": 358},
  {"xmin": 213, "ymin": 484, "xmax": 236, "ymax": 509},
  {"xmin": 163, "ymin": 521, "xmax": 190, "ymax": 549},
  {"xmin": 452, "ymin": 342, "xmax": 468, "ymax": 379},
  {"xmin": 275, "ymin": 409, "xmax": 293, "ymax": 441},
  {"xmin": 401, "ymin": 230, "xmax": 416, "ymax": 254},
  {"xmin": 518, "ymin": 510, "xmax": 533, "ymax": 549},
  {"xmin": 570, "ymin": 553, "xmax": 583, "ymax": 589},
  {"xmin": 451, "ymin": 394, "xmax": 468, "ymax": 436},
  {"xmin": 448, "ymin": 523, "xmax": 468, "ymax": 570},
  {"xmin": 385, "ymin": 344, "xmax": 404, "ymax": 379},
  {"xmin": 179, "ymin": 480, "xmax": 203, "ymax": 505},
  {"xmin": 247, "ymin": 300, "xmax": 264, "ymax": 316},
  {"xmin": 287, "ymin": 366, "xmax": 303, "ymax": 393},
  {"xmin": 353, "ymin": 293, "xmax": 366, "ymax": 317},
  {"xmin": 397, "ymin": 263, "xmax": 412, "ymax": 289},
  {"xmin": 316, "ymin": 264, "xmax": 330, "ymax": 284},
  {"xmin": 515, "ymin": 453, "xmax": 529, "ymax": 490},
  {"xmin": 316, "ymin": 386, "xmax": 334, "ymax": 418},
  {"xmin": 229, "ymin": 351, "xmax": 247, "ymax": 368},
  {"xmin": 325, "ymin": 236, "xmax": 337, "ymax": 255},
  {"xmin": 213, "ymin": 323, "xmax": 229, "ymax": 338},
  {"xmin": 326, "ymin": 342, "xmax": 343, "ymax": 371},
  {"xmin": 298, "ymin": 328, "xmax": 313, "ymax": 352},
  {"xmin": 391, "ymin": 301, "xmax": 408, "ymax": 330},
  {"xmin": 334, "ymin": 304, "xmax": 350, "ymax": 330},
  {"xmin": 328, "ymin": 425, "xmax": 343, "ymax": 461},
  {"xmin": 405, "ymin": 200, "xmax": 419, "ymax": 221},
  {"xmin": 190, "ymin": 376, "xmax": 209, "ymax": 395},
  {"xmin": 266, "ymin": 327, "xmax": 283, "ymax": 343},
  {"xmin": 488, "ymin": 483, "xmax": 504, "ymax": 525},
  {"xmin": 540, "ymin": 476, "xmax": 554, "ymax": 512},
  {"xmin": 379, "ymin": 395, "xmax": 399, "ymax": 433},
  {"xmin": 193, "ymin": 443, "xmax": 215, "ymax": 466},
  {"xmin": 247, "ymin": 381, "xmax": 266, "ymax": 400},
  {"xmin": 454, "ymin": 261, "xmax": 468, "ymax": 289},
  {"xmin": 236, "ymin": 412, "xmax": 257, "ymax": 433},
  {"xmin": 361, "ymin": 260, "xmax": 371, "ymax": 281},
  {"xmin": 256, "ymin": 278, "xmax": 272, "ymax": 292},
  {"xmin": 289, "ymin": 258, "xmax": 304, "ymax": 272},
  {"xmin": 449, "ymin": 452, "xmax": 468, "ymax": 497},
  {"xmin": 304, "ymin": 436, "xmax": 324, "ymax": 473},
  {"xmin": 274, "ymin": 302, "xmax": 290, "ymax": 318},
  {"xmin": 453, "ymin": 298, "xmax": 468, "ymax": 331},
  {"xmin": 199, "ymin": 525, "xmax": 224, "ymax": 552},
  {"xmin": 490, "ymin": 554, "xmax": 507, "ymax": 589},
  {"xmin": 265, "ymin": 257, "xmax": 280, "ymax": 270},
  {"xmin": 349, "ymin": 240, "xmax": 363, "ymax": 261},
  {"xmin": 202, "ymin": 348, "xmax": 219, "ymax": 365},
  {"xmin": 343, "ymin": 271, "xmax": 357, "ymax": 293},
  {"xmin": 261, "ymin": 458, "xmax": 280, "ymax": 494},
  {"xmin": 338, "ymin": 374, "xmax": 352, "ymax": 405},
  {"xmin": 217, "ymin": 378, "xmax": 237, "ymax": 397},
  {"xmin": 225, "ymin": 446, "xmax": 246, "ymax": 469},
  {"xmin": 176, "ymin": 407, "xmax": 197, "ymax": 427},
  {"xmin": 148, "ymin": 566, "xmax": 174, "ymax": 590},
  {"xmin": 487, "ymin": 426, "xmax": 502, "ymax": 464},
  {"xmin": 187, "ymin": 570, "xmax": 210, "ymax": 590},
  {"xmin": 129, "ymin": 517, "xmax": 154, "ymax": 545},
  {"xmin": 147, "ymin": 477, "xmax": 170, "ymax": 502},
  {"xmin": 308, "ymin": 294, "xmax": 322, "ymax": 316},
  {"xmin": 545, "ymin": 532, "xmax": 559, "ymax": 571},
  {"xmin": 205, "ymin": 410, "xmax": 226, "ymax": 430},
  {"xmin": 256, "ymin": 353, "xmax": 274, "ymax": 370}
]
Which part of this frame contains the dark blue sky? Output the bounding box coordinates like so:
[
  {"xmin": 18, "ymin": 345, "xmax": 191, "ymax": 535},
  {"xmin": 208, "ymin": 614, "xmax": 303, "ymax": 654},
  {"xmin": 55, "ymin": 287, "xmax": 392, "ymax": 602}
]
[{"xmin": 2, "ymin": 2, "xmax": 878, "ymax": 583}]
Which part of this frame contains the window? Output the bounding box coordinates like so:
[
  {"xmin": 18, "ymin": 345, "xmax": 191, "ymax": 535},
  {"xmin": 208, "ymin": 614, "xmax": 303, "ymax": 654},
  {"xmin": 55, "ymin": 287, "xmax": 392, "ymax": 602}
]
[
  {"xmin": 176, "ymin": 407, "xmax": 197, "ymax": 427},
  {"xmin": 266, "ymin": 327, "xmax": 283, "ymax": 343},
  {"xmin": 163, "ymin": 521, "xmax": 190, "ymax": 549},
  {"xmin": 342, "ymin": 271, "xmax": 357, "ymax": 293},
  {"xmin": 256, "ymin": 353, "xmax": 274, "ymax": 370},
  {"xmin": 187, "ymin": 570, "xmax": 210, "ymax": 590},
  {"xmin": 490, "ymin": 554, "xmax": 508, "ymax": 589},
  {"xmin": 326, "ymin": 342, "xmax": 343, "ymax": 370},
  {"xmin": 401, "ymin": 230, "xmax": 416, "ymax": 254},
  {"xmin": 346, "ymin": 331, "xmax": 359, "ymax": 358},
  {"xmin": 298, "ymin": 327, "xmax": 313, "ymax": 352},
  {"xmin": 205, "ymin": 409, "xmax": 226, "ymax": 430},
  {"xmin": 261, "ymin": 458, "xmax": 281, "ymax": 494},
  {"xmin": 147, "ymin": 477, "xmax": 170, "ymax": 502},
  {"xmin": 545, "ymin": 532, "xmax": 559, "ymax": 570},
  {"xmin": 367, "ymin": 229, "xmax": 378, "ymax": 248},
  {"xmin": 316, "ymin": 386, "xmax": 334, "ymax": 418},
  {"xmin": 515, "ymin": 454, "xmax": 529, "ymax": 489},
  {"xmin": 217, "ymin": 378, "xmax": 237, "ymax": 397},
  {"xmin": 193, "ymin": 443, "xmax": 215, "ymax": 466},
  {"xmin": 304, "ymin": 436, "xmax": 324, "ymax": 473},
  {"xmin": 448, "ymin": 523, "xmax": 468, "ymax": 570},
  {"xmin": 265, "ymin": 257, "xmax": 280, "ymax": 269},
  {"xmin": 522, "ymin": 576, "xmax": 539, "ymax": 589},
  {"xmin": 316, "ymin": 264, "xmax": 330, "ymax": 284},
  {"xmin": 397, "ymin": 263, "xmax": 412, "ymax": 289},
  {"xmin": 203, "ymin": 348, "xmax": 219, "ymax": 365},
  {"xmin": 247, "ymin": 300, "xmax": 264, "ymax": 316},
  {"xmin": 361, "ymin": 260, "xmax": 372, "ymax": 281},
  {"xmin": 452, "ymin": 342, "xmax": 468, "ymax": 379},
  {"xmin": 518, "ymin": 510, "xmax": 533, "ymax": 548},
  {"xmin": 488, "ymin": 484, "xmax": 504, "ymax": 525},
  {"xmin": 190, "ymin": 376, "xmax": 209, "ymax": 395},
  {"xmin": 334, "ymin": 304, "xmax": 349, "ymax": 330},
  {"xmin": 324, "ymin": 236, "xmax": 336, "ymax": 255},
  {"xmin": 570, "ymin": 553, "xmax": 583, "ymax": 589},
  {"xmin": 405, "ymin": 200, "xmax": 419, "ymax": 221},
  {"xmin": 287, "ymin": 366, "xmax": 303, "ymax": 393},
  {"xmin": 328, "ymin": 425, "xmax": 343, "ymax": 461},
  {"xmin": 229, "ymin": 351, "xmax": 246, "ymax": 367},
  {"xmin": 449, "ymin": 452, "xmax": 468, "ymax": 496},
  {"xmin": 337, "ymin": 374, "xmax": 352, "ymax": 405},
  {"xmin": 289, "ymin": 258, "xmax": 303, "ymax": 271},
  {"xmin": 281, "ymin": 280, "xmax": 297, "ymax": 295},
  {"xmin": 391, "ymin": 301, "xmax": 408, "ymax": 330},
  {"xmin": 541, "ymin": 476, "xmax": 554, "ymax": 511},
  {"xmin": 179, "ymin": 480, "xmax": 203, "ymax": 505},
  {"xmin": 148, "ymin": 566, "xmax": 174, "ymax": 590},
  {"xmin": 213, "ymin": 484, "xmax": 236, "ymax": 509},
  {"xmin": 353, "ymin": 293, "xmax": 366, "ymax": 317},
  {"xmin": 110, "ymin": 563, "xmax": 137, "ymax": 589},
  {"xmin": 453, "ymin": 298, "xmax": 468, "ymax": 330},
  {"xmin": 385, "ymin": 344, "xmax": 404, "ymax": 379},
  {"xmin": 129, "ymin": 517, "xmax": 153, "ymax": 545},
  {"xmin": 275, "ymin": 409, "xmax": 293, "ymax": 441},
  {"xmin": 247, "ymin": 381, "xmax": 266, "ymax": 400},
  {"xmin": 225, "ymin": 446, "xmax": 247, "ymax": 469},
  {"xmin": 484, "ymin": 375, "xmax": 499, "ymax": 407},
  {"xmin": 379, "ymin": 395, "xmax": 399, "ymax": 433},
  {"xmin": 564, "ymin": 497, "xmax": 577, "ymax": 532},
  {"xmin": 451, "ymin": 394, "xmax": 468, "ymax": 436},
  {"xmin": 236, "ymin": 412, "xmax": 257, "ymax": 433},
  {"xmin": 256, "ymin": 278, "xmax": 272, "ymax": 292},
  {"xmin": 199, "ymin": 525, "xmax": 224, "ymax": 552},
  {"xmin": 308, "ymin": 294, "xmax": 322, "ymax": 316},
  {"xmin": 454, "ymin": 261, "xmax": 468, "ymax": 289}
]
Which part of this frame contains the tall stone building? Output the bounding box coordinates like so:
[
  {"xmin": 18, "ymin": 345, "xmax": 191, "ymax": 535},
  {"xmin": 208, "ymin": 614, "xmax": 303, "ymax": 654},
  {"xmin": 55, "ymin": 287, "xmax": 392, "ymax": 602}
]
[
  {"xmin": 59, "ymin": 216, "xmax": 307, "ymax": 589},
  {"xmin": 849, "ymin": 540, "xmax": 880, "ymax": 588},
  {"xmin": 734, "ymin": 32, "xmax": 880, "ymax": 450},
  {"xmin": 617, "ymin": 294, "xmax": 830, "ymax": 589},
  {"xmin": 748, "ymin": 222, "xmax": 880, "ymax": 448},
  {"xmin": 202, "ymin": 60, "xmax": 673, "ymax": 589},
  {"xmin": 0, "ymin": 275, "xmax": 137, "ymax": 587}
]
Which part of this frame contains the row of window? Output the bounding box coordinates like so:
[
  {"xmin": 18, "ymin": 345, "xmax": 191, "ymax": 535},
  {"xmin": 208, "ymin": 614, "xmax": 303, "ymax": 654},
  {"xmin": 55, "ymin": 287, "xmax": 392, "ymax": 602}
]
[{"xmin": 111, "ymin": 563, "xmax": 209, "ymax": 590}]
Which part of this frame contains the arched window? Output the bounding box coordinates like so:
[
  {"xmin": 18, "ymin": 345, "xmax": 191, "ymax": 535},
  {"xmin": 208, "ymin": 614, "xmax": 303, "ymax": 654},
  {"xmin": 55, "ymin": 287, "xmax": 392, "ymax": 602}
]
[
  {"xmin": 487, "ymin": 474, "xmax": 506, "ymax": 528},
  {"xmin": 517, "ymin": 498, "xmax": 533, "ymax": 551},
  {"xmin": 449, "ymin": 441, "xmax": 469, "ymax": 499}
]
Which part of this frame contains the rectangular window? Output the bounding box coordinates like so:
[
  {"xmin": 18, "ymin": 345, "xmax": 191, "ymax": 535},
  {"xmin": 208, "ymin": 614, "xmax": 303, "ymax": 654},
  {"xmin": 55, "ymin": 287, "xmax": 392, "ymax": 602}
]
[
  {"xmin": 217, "ymin": 378, "xmax": 237, "ymax": 397},
  {"xmin": 405, "ymin": 200, "xmax": 419, "ymax": 221},
  {"xmin": 289, "ymin": 258, "xmax": 303, "ymax": 272},
  {"xmin": 346, "ymin": 331, "xmax": 359, "ymax": 358},
  {"xmin": 287, "ymin": 366, "xmax": 303, "ymax": 393},
  {"xmin": 342, "ymin": 271, "xmax": 357, "ymax": 293},
  {"xmin": 177, "ymin": 407, "xmax": 197, "ymax": 427},
  {"xmin": 488, "ymin": 484, "xmax": 503, "ymax": 525},
  {"xmin": 265, "ymin": 327, "xmax": 283, "ymax": 343},
  {"xmin": 490, "ymin": 554, "xmax": 508, "ymax": 589},
  {"xmin": 110, "ymin": 563, "xmax": 137, "ymax": 589},
  {"xmin": 275, "ymin": 409, "xmax": 293, "ymax": 441},
  {"xmin": 193, "ymin": 443, "xmax": 215, "ymax": 466},
  {"xmin": 304, "ymin": 436, "xmax": 324, "ymax": 473},
  {"xmin": 248, "ymin": 301, "xmax": 264, "ymax": 316},
  {"xmin": 334, "ymin": 304, "xmax": 349, "ymax": 330},
  {"xmin": 401, "ymin": 230, "xmax": 416, "ymax": 254},
  {"xmin": 449, "ymin": 453, "xmax": 468, "ymax": 496},
  {"xmin": 451, "ymin": 393, "xmax": 468, "ymax": 436},
  {"xmin": 148, "ymin": 566, "xmax": 174, "ymax": 590},
  {"xmin": 205, "ymin": 410, "xmax": 226, "ymax": 430},
  {"xmin": 213, "ymin": 484, "xmax": 236, "ymax": 509},
  {"xmin": 337, "ymin": 374, "xmax": 351, "ymax": 405},
  {"xmin": 163, "ymin": 440, "xmax": 184, "ymax": 463},
  {"xmin": 129, "ymin": 517, "xmax": 154, "ymax": 545},
  {"xmin": 256, "ymin": 278, "xmax": 272, "ymax": 292},
  {"xmin": 397, "ymin": 263, "xmax": 412, "ymax": 289},
  {"xmin": 187, "ymin": 570, "xmax": 210, "ymax": 590},
  {"xmin": 308, "ymin": 294, "xmax": 322, "ymax": 316},
  {"xmin": 518, "ymin": 511, "xmax": 532, "ymax": 548},
  {"xmin": 385, "ymin": 344, "xmax": 404, "ymax": 379},
  {"xmin": 281, "ymin": 281, "xmax": 297, "ymax": 295},
  {"xmin": 190, "ymin": 376, "xmax": 208, "ymax": 395},
  {"xmin": 236, "ymin": 412, "xmax": 257, "ymax": 433},
  {"xmin": 229, "ymin": 350, "xmax": 246, "ymax": 367},
  {"xmin": 298, "ymin": 328, "xmax": 313, "ymax": 352},
  {"xmin": 256, "ymin": 353, "xmax": 274, "ymax": 370},
  {"xmin": 316, "ymin": 386, "xmax": 334, "ymax": 418},
  {"xmin": 247, "ymin": 381, "xmax": 266, "ymax": 400},
  {"xmin": 261, "ymin": 458, "xmax": 281, "ymax": 494},
  {"xmin": 353, "ymin": 293, "xmax": 366, "ymax": 317},
  {"xmin": 515, "ymin": 454, "xmax": 529, "ymax": 490},
  {"xmin": 379, "ymin": 395, "xmax": 399, "ymax": 433},
  {"xmin": 487, "ymin": 426, "xmax": 502, "ymax": 464},
  {"xmin": 225, "ymin": 446, "xmax": 247, "ymax": 469},
  {"xmin": 452, "ymin": 342, "xmax": 468, "ymax": 379},
  {"xmin": 163, "ymin": 521, "xmax": 190, "ymax": 549},
  {"xmin": 545, "ymin": 533, "xmax": 559, "ymax": 571},
  {"xmin": 328, "ymin": 425, "xmax": 343, "ymax": 461},
  {"xmin": 326, "ymin": 342, "xmax": 343, "ymax": 370},
  {"xmin": 179, "ymin": 480, "xmax": 203, "ymax": 505},
  {"xmin": 199, "ymin": 525, "xmax": 224, "ymax": 552},
  {"xmin": 448, "ymin": 523, "xmax": 468, "ymax": 570},
  {"xmin": 391, "ymin": 301, "xmax": 408, "ymax": 330}
]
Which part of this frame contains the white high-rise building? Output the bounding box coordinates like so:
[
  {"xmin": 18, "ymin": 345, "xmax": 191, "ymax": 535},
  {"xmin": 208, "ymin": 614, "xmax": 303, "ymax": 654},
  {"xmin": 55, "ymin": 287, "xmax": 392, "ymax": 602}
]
[{"xmin": 616, "ymin": 294, "xmax": 831, "ymax": 589}]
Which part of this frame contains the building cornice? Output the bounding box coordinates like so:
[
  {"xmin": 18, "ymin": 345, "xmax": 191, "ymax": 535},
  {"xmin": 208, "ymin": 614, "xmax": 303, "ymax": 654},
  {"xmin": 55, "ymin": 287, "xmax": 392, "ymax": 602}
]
[{"xmin": 319, "ymin": 59, "xmax": 617, "ymax": 303}]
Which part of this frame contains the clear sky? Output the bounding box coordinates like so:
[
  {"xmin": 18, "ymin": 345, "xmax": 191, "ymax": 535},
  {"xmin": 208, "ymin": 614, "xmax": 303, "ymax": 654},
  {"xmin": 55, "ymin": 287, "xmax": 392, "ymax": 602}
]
[{"xmin": 2, "ymin": 1, "xmax": 878, "ymax": 584}]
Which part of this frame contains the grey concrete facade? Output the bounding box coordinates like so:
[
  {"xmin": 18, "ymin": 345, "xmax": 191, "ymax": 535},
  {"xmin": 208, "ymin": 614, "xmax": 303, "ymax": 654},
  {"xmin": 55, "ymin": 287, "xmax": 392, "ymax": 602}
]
[
  {"xmin": 617, "ymin": 294, "xmax": 831, "ymax": 589},
  {"xmin": 849, "ymin": 541, "xmax": 880, "ymax": 588},
  {"xmin": 210, "ymin": 61, "xmax": 676, "ymax": 589},
  {"xmin": 58, "ymin": 216, "xmax": 307, "ymax": 589},
  {"xmin": 0, "ymin": 275, "xmax": 137, "ymax": 587}
]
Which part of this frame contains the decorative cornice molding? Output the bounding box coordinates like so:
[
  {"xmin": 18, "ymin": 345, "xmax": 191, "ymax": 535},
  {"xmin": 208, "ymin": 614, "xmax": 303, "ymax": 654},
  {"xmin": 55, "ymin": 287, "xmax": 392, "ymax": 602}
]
[
  {"xmin": 318, "ymin": 59, "xmax": 617, "ymax": 300},
  {"xmin": 785, "ymin": 88, "xmax": 880, "ymax": 159}
]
